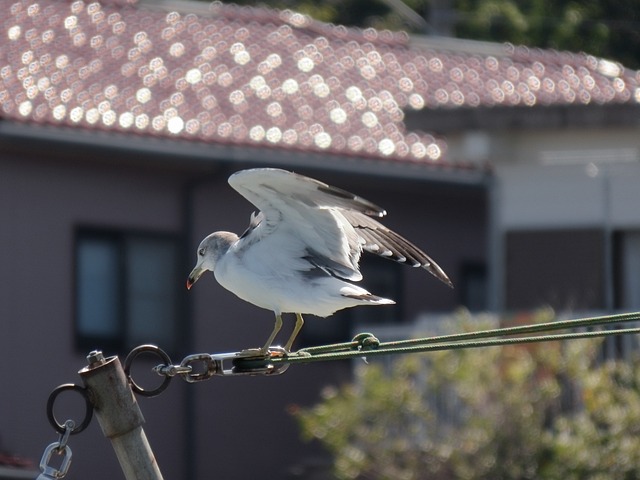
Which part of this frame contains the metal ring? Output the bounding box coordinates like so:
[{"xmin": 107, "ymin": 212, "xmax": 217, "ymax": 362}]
[
  {"xmin": 124, "ymin": 344, "xmax": 172, "ymax": 397},
  {"xmin": 46, "ymin": 384, "xmax": 93, "ymax": 435}
]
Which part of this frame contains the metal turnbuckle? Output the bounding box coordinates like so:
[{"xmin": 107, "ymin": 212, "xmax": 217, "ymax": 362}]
[
  {"xmin": 124, "ymin": 345, "xmax": 291, "ymax": 396},
  {"xmin": 196, "ymin": 347, "xmax": 290, "ymax": 378}
]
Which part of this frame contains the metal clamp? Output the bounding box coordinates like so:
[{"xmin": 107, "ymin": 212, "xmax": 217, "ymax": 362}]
[
  {"xmin": 351, "ymin": 332, "xmax": 380, "ymax": 351},
  {"xmin": 176, "ymin": 353, "xmax": 219, "ymax": 382},
  {"xmin": 37, "ymin": 443, "xmax": 72, "ymax": 479},
  {"xmin": 203, "ymin": 347, "xmax": 290, "ymax": 378},
  {"xmin": 36, "ymin": 420, "xmax": 75, "ymax": 479}
]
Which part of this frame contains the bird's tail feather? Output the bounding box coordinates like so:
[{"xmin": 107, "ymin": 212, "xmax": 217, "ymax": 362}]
[{"xmin": 340, "ymin": 287, "xmax": 395, "ymax": 305}]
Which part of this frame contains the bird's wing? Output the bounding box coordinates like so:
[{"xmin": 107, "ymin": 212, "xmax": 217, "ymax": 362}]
[
  {"xmin": 228, "ymin": 168, "xmax": 386, "ymax": 281},
  {"xmin": 340, "ymin": 210, "xmax": 453, "ymax": 288}
]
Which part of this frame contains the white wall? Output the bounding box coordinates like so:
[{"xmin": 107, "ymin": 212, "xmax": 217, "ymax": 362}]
[{"xmin": 447, "ymin": 127, "xmax": 640, "ymax": 229}]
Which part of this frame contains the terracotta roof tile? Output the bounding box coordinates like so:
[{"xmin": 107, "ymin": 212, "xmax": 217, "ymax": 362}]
[{"xmin": 1, "ymin": 0, "xmax": 639, "ymax": 167}]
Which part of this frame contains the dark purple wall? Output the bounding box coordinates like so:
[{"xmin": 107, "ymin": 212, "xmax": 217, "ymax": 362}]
[{"xmin": 0, "ymin": 150, "xmax": 486, "ymax": 479}]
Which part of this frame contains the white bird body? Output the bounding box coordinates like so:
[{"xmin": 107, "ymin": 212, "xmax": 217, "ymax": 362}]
[
  {"xmin": 213, "ymin": 232, "xmax": 390, "ymax": 318},
  {"xmin": 187, "ymin": 168, "xmax": 452, "ymax": 354}
]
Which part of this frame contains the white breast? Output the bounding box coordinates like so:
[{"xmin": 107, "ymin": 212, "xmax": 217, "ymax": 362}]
[{"xmin": 213, "ymin": 243, "xmax": 371, "ymax": 317}]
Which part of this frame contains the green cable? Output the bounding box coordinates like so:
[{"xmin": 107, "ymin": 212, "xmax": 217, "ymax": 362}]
[
  {"xmin": 272, "ymin": 326, "xmax": 640, "ymax": 365},
  {"xmin": 243, "ymin": 311, "xmax": 640, "ymax": 367},
  {"xmin": 297, "ymin": 311, "xmax": 640, "ymax": 356}
]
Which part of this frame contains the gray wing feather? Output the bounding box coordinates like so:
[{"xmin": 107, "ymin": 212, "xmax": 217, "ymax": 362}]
[
  {"xmin": 341, "ymin": 210, "xmax": 453, "ymax": 288},
  {"xmin": 228, "ymin": 168, "xmax": 452, "ymax": 288},
  {"xmin": 239, "ymin": 211, "xmax": 264, "ymax": 239},
  {"xmin": 228, "ymin": 168, "xmax": 370, "ymax": 281},
  {"xmin": 230, "ymin": 168, "xmax": 385, "ymax": 217}
]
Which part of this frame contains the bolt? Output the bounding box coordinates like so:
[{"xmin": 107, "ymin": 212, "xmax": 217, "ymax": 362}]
[{"xmin": 87, "ymin": 350, "xmax": 105, "ymax": 367}]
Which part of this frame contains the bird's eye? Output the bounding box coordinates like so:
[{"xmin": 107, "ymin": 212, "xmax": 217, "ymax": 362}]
[{"xmin": 198, "ymin": 248, "xmax": 206, "ymax": 256}]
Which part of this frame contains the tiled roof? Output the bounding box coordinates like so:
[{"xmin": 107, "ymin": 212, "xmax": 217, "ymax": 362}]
[{"xmin": 1, "ymin": 0, "xmax": 639, "ymax": 168}]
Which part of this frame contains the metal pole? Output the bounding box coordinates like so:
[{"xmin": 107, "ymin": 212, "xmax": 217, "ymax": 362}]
[{"xmin": 78, "ymin": 351, "xmax": 164, "ymax": 480}]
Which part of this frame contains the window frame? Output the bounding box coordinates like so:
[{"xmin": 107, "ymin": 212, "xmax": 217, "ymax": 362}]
[{"xmin": 73, "ymin": 226, "xmax": 182, "ymax": 355}]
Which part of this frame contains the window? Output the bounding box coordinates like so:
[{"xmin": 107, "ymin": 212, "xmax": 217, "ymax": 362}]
[
  {"xmin": 459, "ymin": 262, "xmax": 487, "ymax": 312},
  {"xmin": 75, "ymin": 229, "xmax": 181, "ymax": 353},
  {"xmin": 505, "ymin": 229, "xmax": 604, "ymax": 311},
  {"xmin": 350, "ymin": 256, "xmax": 404, "ymax": 327},
  {"xmin": 616, "ymin": 231, "xmax": 640, "ymax": 310}
]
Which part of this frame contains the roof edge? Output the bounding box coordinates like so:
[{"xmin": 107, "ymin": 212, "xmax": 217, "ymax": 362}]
[
  {"xmin": 0, "ymin": 120, "xmax": 491, "ymax": 186},
  {"xmin": 405, "ymin": 102, "xmax": 640, "ymax": 133},
  {"xmin": 408, "ymin": 35, "xmax": 510, "ymax": 57}
]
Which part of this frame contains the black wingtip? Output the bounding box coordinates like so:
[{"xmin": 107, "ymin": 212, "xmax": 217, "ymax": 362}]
[
  {"xmin": 435, "ymin": 272, "xmax": 454, "ymax": 289},
  {"xmin": 425, "ymin": 263, "xmax": 454, "ymax": 289}
]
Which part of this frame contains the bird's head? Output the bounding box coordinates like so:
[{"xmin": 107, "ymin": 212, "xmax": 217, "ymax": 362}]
[{"xmin": 186, "ymin": 231, "xmax": 236, "ymax": 289}]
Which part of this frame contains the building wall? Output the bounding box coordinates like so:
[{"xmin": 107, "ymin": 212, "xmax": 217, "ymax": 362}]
[
  {"xmin": 493, "ymin": 127, "xmax": 640, "ymax": 230},
  {"xmin": 0, "ymin": 148, "xmax": 486, "ymax": 479},
  {"xmin": 0, "ymin": 151, "xmax": 189, "ymax": 479},
  {"xmin": 449, "ymin": 125, "xmax": 640, "ymax": 312}
]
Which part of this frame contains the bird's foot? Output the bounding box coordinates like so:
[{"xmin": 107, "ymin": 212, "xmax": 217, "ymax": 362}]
[
  {"xmin": 290, "ymin": 350, "xmax": 312, "ymax": 358},
  {"xmin": 238, "ymin": 346, "xmax": 288, "ymax": 358},
  {"xmin": 238, "ymin": 348, "xmax": 268, "ymax": 358}
]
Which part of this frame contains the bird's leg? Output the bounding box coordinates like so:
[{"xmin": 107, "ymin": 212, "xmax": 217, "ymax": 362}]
[
  {"xmin": 284, "ymin": 313, "xmax": 304, "ymax": 353},
  {"xmin": 259, "ymin": 313, "xmax": 283, "ymax": 355}
]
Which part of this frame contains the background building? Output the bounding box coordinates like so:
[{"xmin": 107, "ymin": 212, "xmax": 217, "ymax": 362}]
[{"xmin": 1, "ymin": 0, "xmax": 639, "ymax": 478}]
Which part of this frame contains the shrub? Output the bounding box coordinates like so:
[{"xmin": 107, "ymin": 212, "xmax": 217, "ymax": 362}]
[{"xmin": 294, "ymin": 310, "xmax": 640, "ymax": 480}]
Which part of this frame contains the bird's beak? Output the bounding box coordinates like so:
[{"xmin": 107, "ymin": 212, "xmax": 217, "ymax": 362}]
[{"xmin": 186, "ymin": 266, "xmax": 205, "ymax": 290}]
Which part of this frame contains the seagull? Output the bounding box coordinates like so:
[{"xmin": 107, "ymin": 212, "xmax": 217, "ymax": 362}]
[{"xmin": 187, "ymin": 168, "xmax": 452, "ymax": 355}]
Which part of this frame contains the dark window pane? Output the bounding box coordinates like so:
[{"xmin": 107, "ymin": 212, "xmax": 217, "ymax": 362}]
[
  {"xmin": 460, "ymin": 262, "xmax": 487, "ymax": 312},
  {"xmin": 351, "ymin": 256, "xmax": 403, "ymax": 326},
  {"xmin": 301, "ymin": 256, "xmax": 403, "ymax": 346},
  {"xmin": 75, "ymin": 229, "xmax": 180, "ymax": 353},
  {"xmin": 617, "ymin": 231, "xmax": 640, "ymax": 310},
  {"xmin": 76, "ymin": 237, "xmax": 120, "ymax": 339},
  {"xmin": 506, "ymin": 229, "xmax": 604, "ymax": 311},
  {"xmin": 126, "ymin": 237, "xmax": 179, "ymax": 348}
]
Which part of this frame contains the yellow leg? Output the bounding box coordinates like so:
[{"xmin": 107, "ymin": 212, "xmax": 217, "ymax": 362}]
[
  {"xmin": 260, "ymin": 314, "xmax": 283, "ymax": 354},
  {"xmin": 284, "ymin": 313, "xmax": 304, "ymax": 353}
]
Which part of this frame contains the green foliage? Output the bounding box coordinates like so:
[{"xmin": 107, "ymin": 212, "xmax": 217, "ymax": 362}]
[
  {"xmin": 541, "ymin": 360, "xmax": 640, "ymax": 480},
  {"xmin": 453, "ymin": 0, "xmax": 640, "ymax": 68},
  {"xmin": 294, "ymin": 310, "xmax": 640, "ymax": 479},
  {"xmin": 216, "ymin": 0, "xmax": 640, "ymax": 68}
]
